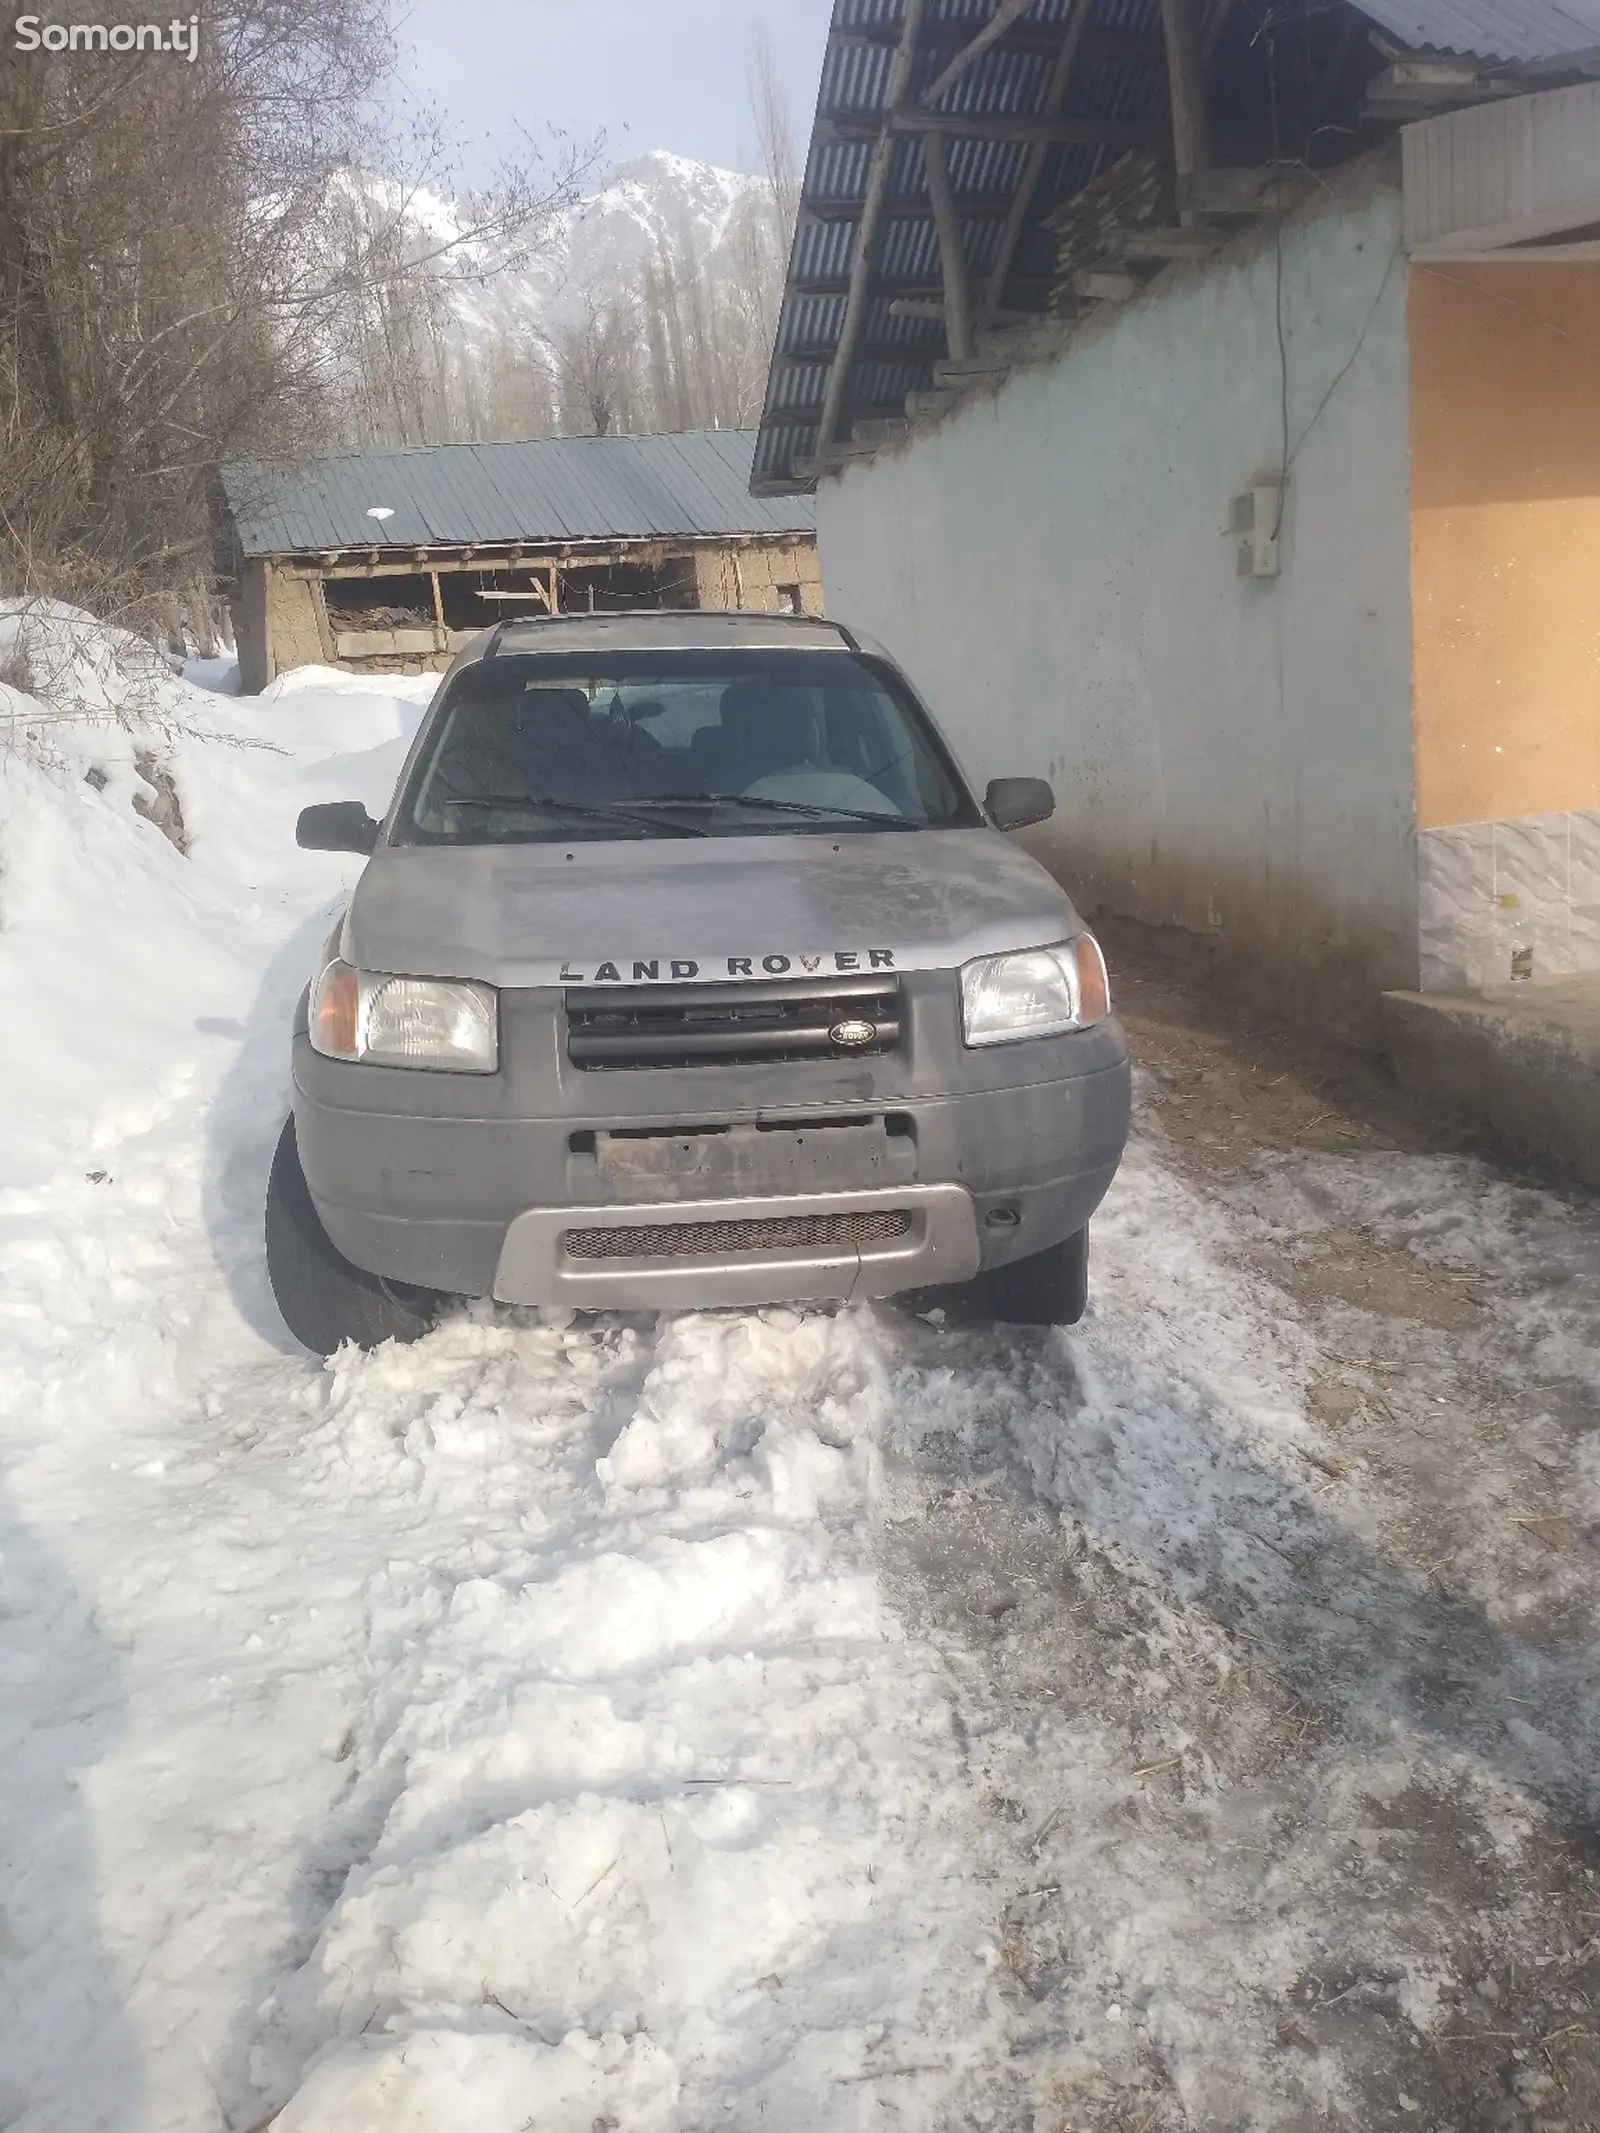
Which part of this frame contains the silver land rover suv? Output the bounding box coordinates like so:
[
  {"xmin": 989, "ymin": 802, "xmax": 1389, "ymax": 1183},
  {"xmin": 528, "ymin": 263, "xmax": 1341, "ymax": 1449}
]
[{"xmin": 265, "ymin": 612, "xmax": 1130, "ymax": 1354}]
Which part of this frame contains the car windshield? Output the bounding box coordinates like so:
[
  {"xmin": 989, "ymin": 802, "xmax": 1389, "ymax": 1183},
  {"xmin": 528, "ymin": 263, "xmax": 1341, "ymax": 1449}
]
[{"xmin": 396, "ymin": 646, "xmax": 982, "ymax": 844}]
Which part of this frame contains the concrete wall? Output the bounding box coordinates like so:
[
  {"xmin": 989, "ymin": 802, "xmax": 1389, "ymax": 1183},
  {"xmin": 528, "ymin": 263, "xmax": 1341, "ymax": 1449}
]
[
  {"xmin": 1409, "ymin": 261, "xmax": 1600, "ymax": 988},
  {"xmin": 816, "ymin": 154, "xmax": 1417, "ymax": 1035}
]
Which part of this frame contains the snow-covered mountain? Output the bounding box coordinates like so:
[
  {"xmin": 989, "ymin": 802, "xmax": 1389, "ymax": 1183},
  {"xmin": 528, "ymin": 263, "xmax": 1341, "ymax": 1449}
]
[
  {"xmin": 336, "ymin": 150, "xmax": 788, "ymax": 441},
  {"xmin": 451, "ymin": 150, "xmax": 774, "ymax": 348}
]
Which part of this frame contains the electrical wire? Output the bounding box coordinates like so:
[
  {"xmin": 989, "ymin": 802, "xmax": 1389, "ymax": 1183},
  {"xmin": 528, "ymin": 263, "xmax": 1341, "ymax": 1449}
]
[{"xmin": 1286, "ymin": 239, "xmax": 1400, "ymax": 472}]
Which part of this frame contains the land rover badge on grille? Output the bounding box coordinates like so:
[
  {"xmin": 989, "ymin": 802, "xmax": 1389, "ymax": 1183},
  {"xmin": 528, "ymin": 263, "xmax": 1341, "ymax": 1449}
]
[{"xmin": 829, "ymin": 1018, "xmax": 877, "ymax": 1048}]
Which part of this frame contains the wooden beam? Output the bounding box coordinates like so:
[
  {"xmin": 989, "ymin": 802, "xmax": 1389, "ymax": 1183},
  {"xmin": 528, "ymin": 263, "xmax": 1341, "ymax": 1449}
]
[
  {"xmin": 978, "ymin": 0, "xmax": 1094, "ymax": 331},
  {"xmin": 881, "ymin": 109, "xmax": 1156, "ymax": 147},
  {"xmin": 921, "ymin": 130, "xmax": 975, "ymax": 360},
  {"xmin": 889, "ymin": 296, "xmax": 1031, "ymax": 321},
  {"xmin": 1160, "ymin": 0, "xmax": 1213, "ymax": 210},
  {"xmin": 803, "ymin": 192, "xmax": 1023, "ymax": 222},
  {"xmin": 920, "ymin": 0, "xmax": 1034, "ymax": 110},
  {"xmin": 814, "ymin": 0, "xmax": 927, "ymax": 459}
]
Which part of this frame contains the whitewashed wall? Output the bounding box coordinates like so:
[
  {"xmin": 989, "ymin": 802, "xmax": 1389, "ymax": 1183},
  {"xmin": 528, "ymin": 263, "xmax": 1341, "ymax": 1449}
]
[{"xmin": 817, "ymin": 155, "xmax": 1417, "ymax": 1032}]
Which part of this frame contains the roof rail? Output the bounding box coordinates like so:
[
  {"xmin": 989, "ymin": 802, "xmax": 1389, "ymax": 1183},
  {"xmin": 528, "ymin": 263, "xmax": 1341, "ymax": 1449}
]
[{"xmin": 494, "ymin": 606, "xmax": 844, "ymax": 630}]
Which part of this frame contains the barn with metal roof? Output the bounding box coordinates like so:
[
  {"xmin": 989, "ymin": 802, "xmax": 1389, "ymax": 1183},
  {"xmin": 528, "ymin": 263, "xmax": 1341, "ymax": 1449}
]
[{"xmin": 216, "ymin": 430, "xmax": 819, "ymax": 694}]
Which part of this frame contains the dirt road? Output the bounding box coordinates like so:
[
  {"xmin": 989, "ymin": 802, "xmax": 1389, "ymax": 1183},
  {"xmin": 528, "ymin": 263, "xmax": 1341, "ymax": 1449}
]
[{"xmin": 883, "ymin": 925, "xmax": 1600, "ymax": 2130}]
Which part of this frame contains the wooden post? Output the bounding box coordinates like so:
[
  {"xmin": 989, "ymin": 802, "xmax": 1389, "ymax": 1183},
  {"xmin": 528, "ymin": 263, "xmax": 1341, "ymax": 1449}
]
[
  {"xmin": 1160, "ymin": 0, "xmax": 1212, "ymax": 209},
  {"xmin": 814, "ymin": 0, "xmax": 926, "ymax": 460},
  {"xmin": 922, "ymin": 131, "xmax": 974, "ymax": 362},
  {"xmin": 918, "ymin": 0, "xmax": 1033, "ymax": 109}
]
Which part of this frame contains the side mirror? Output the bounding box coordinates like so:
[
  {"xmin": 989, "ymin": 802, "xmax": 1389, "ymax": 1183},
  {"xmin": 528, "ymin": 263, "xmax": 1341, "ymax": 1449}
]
[
  {"xmin": 984, "ymin": 776, "xmax": 1055, "ymax": 831},
  {"xmin": 296, "ymin": 801, "xmax": 379, "ymax": 854}
]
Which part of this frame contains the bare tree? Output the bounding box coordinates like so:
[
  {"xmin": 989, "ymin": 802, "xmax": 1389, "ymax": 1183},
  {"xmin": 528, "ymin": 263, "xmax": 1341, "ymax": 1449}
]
[
  {"xmin": 0, "ymin": 3, "xmax": 592, "ymax": 627},
  {"xmin": 540, "ymin": 283, "xmax": 642, "ymax": 437},
  {"xmin": 748, "ymin": 22, "xmax": 801, "ymax": 267}
]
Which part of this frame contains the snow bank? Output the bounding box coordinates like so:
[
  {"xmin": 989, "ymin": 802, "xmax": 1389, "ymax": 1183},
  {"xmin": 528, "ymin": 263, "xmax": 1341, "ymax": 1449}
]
[
  {"xmin": 245, "ymin": 1308, "xmax": 1003, "ymax": 2130},
  {"xmin": 0, "ymin": 606, "xmax": 430, "ymax": 1193}
]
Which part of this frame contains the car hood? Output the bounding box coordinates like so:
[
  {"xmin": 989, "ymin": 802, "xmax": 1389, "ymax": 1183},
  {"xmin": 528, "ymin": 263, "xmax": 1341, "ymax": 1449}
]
[{"xmin": 342, "ymin": 828, "xmax": 1081, "ymax": 989}]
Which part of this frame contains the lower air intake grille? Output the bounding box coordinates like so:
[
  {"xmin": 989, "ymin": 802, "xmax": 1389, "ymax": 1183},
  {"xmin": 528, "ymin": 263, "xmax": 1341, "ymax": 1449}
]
[{"xmin": 564, "ymin": 1208, "xmax": 913, "ymax": 1262}]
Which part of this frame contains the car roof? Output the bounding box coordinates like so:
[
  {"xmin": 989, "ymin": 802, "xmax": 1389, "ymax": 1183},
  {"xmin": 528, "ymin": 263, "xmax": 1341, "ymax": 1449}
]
[{"xmin": 455, "ymin": 609, "xmax": 859, "ymax": 664}]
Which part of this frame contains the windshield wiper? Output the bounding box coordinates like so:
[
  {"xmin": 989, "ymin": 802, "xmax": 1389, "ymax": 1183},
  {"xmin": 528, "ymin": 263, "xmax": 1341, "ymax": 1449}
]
[
  {"xmin": 650, "ymin": 791, "xmax": 923, "ymax": 831},
  {"xmin": 446, "ymin": 796, "xmax": 708, "ymax": 838}
]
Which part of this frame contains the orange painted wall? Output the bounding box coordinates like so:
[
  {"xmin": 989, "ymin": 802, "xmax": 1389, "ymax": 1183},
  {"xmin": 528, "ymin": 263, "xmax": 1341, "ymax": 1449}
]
[{"xmin": 1409, "ymin": 261, "xmax": 1600, "ymax": 829}]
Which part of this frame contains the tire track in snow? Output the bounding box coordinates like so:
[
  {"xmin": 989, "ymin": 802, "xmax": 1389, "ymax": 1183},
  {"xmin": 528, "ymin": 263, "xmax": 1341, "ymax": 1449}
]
[{"xmin": 242, "ymin": 1308, "xmax": 1012, "ymax": 2130}]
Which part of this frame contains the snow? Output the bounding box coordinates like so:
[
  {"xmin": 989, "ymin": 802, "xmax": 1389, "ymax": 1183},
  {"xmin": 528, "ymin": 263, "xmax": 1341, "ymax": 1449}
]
[
  {"xmin": 2, "ymin": 610, "xmax": 1599, "ymax": 2130},
  {"xmin": 410, "ymin": 149, "xmax": 770, "ymax": 363},
  {"xmin": 0, "ymin": 620, "xmax": 428, "ymax": 1196}
]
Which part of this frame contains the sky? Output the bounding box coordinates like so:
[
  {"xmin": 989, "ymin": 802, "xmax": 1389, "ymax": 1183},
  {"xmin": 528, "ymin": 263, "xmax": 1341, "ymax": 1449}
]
[{"xmin": 394, "ymin": 0, "xmax": 835, "ymax": 188}]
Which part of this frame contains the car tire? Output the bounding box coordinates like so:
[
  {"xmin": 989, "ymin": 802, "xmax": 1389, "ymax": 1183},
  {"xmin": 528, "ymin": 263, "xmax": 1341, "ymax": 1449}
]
[
  {"xmin": 265, "ymin": 1115, "xmax": 437, "ymax": 1356},
  {"xmin": 979, "ymin": 1225, "xmax": 1089, "ymax": 1327}
]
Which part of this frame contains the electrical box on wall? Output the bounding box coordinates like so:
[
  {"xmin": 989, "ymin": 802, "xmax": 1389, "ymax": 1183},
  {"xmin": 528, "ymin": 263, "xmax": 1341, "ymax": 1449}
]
[{"xmin": 1229, "ymin": 486, "xmax": 1281, "ymax": 578}]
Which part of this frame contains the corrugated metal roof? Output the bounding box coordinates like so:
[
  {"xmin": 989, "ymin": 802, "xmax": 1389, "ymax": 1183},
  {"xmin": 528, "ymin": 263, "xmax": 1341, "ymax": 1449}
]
[
  {"xmin": 752, "ymin": 0, "xmax": 1600, "ymax": 493},
  {"xmin": 1358, "ymin": 0, "xmax": 1600, "ymax": 62},
  {"xmin": 220, "ymin": 429, "xmax": 815, "ymax": 558},
  {"xmin": 752, "ymin": 0, "xmax": 1182, "ymax": 491}
]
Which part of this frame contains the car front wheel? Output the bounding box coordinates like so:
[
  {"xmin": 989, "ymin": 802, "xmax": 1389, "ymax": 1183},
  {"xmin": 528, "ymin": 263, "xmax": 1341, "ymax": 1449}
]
[{"xmin": 264, "ymin": 1115, "xmax": 438, "ymax": 1356}]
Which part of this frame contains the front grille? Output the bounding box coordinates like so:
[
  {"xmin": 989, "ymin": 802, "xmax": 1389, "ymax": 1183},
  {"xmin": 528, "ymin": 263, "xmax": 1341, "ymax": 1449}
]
[
  {"xmin": 564, "ymin": 1208, "xmax": 913, "ymax": 1261},
  {"xmin": 565, "ymin": 975, "xmax": 900, "ymax": 1070}
]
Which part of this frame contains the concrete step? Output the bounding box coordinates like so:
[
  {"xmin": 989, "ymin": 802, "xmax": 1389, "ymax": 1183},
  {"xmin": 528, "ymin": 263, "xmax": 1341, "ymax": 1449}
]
[{"xmin": 1382, "ymin": 975, "xmax": 1600, "ymax": 1189}]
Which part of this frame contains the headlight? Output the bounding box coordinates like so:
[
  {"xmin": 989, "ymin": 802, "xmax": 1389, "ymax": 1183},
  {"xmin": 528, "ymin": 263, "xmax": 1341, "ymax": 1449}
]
[
  {"xmin": 310, "ymin": 961, "xmax": 498, "ymax": 1073},
  {"xmin": 959, "ymin": 937, "xmax": 1110, "ymax": 1046}
]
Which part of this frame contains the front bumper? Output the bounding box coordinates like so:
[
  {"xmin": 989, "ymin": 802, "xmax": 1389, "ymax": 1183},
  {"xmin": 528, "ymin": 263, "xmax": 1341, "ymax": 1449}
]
[{"xmin": 291, "ymin": 971, "xmax": 1131, "ymax": 1309}]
